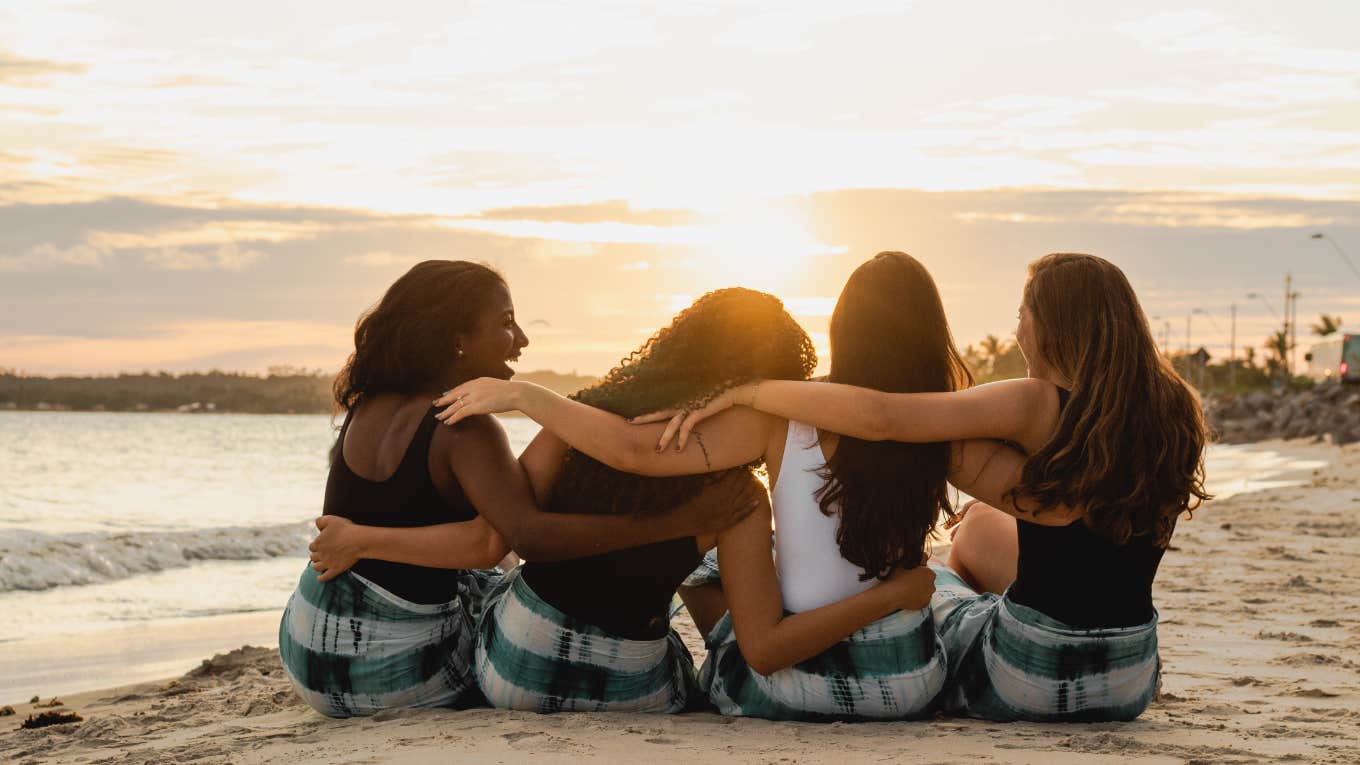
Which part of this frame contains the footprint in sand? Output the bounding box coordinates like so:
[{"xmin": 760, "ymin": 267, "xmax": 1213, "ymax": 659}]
[
  {"xmin": 1287, "ymin": 688, "xmax": 1340, "ymax": 698},
  {"xmin": 1257, "ymin": 630, "xmax": 1315, "ymax": 643}
]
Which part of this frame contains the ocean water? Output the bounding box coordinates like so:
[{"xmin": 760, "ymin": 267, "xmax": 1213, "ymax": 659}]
[
  {"xmin": 0, "ymin": 411, "xmax": 541, "ymax": 643},
  {"xmin": 0, "ymin": 411, "xmax": 1327, "ymax": 646}
]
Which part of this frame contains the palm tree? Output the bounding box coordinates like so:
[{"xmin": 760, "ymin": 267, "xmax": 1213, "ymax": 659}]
[
  {"xmin": 1265, "ymin": 330, "xmax": 1292, "ymax": 378},
  {"xmin": 1311, "ymin": 314, "xmax": 1343, "ymax": 337},
  {"xmin": 1243, "ymin": 346, "xmax": 1256, "ymax": 368},
  {"xmin": 979, "ymin": 334, "xmax": 1005, "ymax": 375}
]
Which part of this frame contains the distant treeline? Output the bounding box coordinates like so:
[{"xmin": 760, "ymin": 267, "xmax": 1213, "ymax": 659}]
[
  {"xmin": 6, "ymin": 329, "xmax": 1297, "ymax": 415},
  {"xmin": 0, "ymin": 368, "xmax": 599, "ymax": 414}
]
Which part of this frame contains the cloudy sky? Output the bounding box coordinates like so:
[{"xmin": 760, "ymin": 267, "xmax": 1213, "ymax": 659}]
[{"xmin": 3, "ymin": 0, "xmax": 1359, "ymax": 375}]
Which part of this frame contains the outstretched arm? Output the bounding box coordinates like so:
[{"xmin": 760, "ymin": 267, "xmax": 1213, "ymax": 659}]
[
  {"xmin": 639, "ymin": 378, "xmax": 1059, "ymax": 455},
  {"xmin": 717, "ymin": 492, "xmax": 936, "ymax": 676},
  {"xmin": 448, "ymin": 414, "xmax": 759, "ymax": 560},
  {"xmin": 435, "ymin": 378, "xmax": 771, "ymax": 476}
]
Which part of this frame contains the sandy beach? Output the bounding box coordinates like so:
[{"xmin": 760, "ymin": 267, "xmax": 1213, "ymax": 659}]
[{"xmin": 3, "ymin": 438, "xmax": 1357, "ymax": 764}]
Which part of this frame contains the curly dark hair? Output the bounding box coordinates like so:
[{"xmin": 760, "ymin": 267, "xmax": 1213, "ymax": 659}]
[
  {"xmin": 548, "ymin": 287, "xmax": 817, "ymax": 517},
  {"xmin": 814, "ymin": 252, "xmax": 973, "ymax": 581}
]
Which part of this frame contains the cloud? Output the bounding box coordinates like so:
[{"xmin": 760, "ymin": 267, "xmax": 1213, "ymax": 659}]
[
  {"xmin": 4, "ymin": 188, "xmax": 1359, "ymax": 376},
  {"xmin": 472, "ymin": 200, "xmax": 701, "ymax": 226},
  {"xmin": 0, "ymin": 319, "xmax": 352, "ymax": 375},
  {"xmin": 140, "ymin": 243, "xmax": 267, "ymax": 271},
  {"xmin": 0, "ymin": 196, "xmax": 400, "ymax": 271},
  {"xmin": 0, "ymin": 50, "xmax": 88, "ymax": 84},
  {"xmin": 1120, "ymin": 11, "xmax": 1360, "ymax": 74},
  {"xmin": 949, "ymin": 191, "xmax": 1353, "ymax": 231},
  {"xmin": 0, "ymin": 242, "xmax": 110, "ymax": 272},
  {"xmin": 342, "ymin": 250, "xmax": 422, "ymax": 267}
]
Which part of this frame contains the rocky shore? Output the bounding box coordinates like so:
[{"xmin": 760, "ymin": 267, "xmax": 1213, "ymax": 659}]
[{"xmin": 1206, "ymin": 379, "xmax": 1360, "ymax": 444}]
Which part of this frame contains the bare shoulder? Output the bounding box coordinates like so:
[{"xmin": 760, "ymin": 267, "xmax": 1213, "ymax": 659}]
[
  {"xmin": 973, "ymin": 376, "xmax": 1056, "ymax": 405},
  {"xmin": 432, "ymin": 412, "xmax": 509, "ymax": 452}
]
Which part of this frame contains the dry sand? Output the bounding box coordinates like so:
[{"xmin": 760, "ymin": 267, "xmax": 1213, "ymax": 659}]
[{"xmin": 2, "ymin": 439, "xmax": 1357, "ymax": 764}]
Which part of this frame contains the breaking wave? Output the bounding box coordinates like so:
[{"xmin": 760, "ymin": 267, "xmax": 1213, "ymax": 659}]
[{"xmin": 0, "ymin": 522, "xmax": 313, "ymax": 592}]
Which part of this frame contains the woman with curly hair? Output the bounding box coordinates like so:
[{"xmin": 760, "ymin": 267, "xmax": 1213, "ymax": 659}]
[
  {"xmin": 635, "ymin": 253, "xmax": 1211, "ymax": 722},
  {"xmin": 436, "ymin": 253, "xmax": 1045, "ymax": 721},
  {"xmin": 312, "ymin": 286, "xmax": 936, "ymax": 713},
  {"xmin": 281, "ymin": 261, "xmax": 756, "ymax": 717}
]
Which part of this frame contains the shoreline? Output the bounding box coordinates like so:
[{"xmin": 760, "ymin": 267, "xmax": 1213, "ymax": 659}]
[
  {"xmin": 4, "ymin": 437, "xmax": 1357, "ymax": 763},
  {"xmin": 1, "ymin": 610, "xmax": 285, "ymax": 705},
  {"xmin": 1, "ymin": 438, "xmax": 1334, "ymax": 708}
]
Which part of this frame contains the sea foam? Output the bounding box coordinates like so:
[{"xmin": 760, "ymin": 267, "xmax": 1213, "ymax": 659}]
[{"xmin": 0, "ymin": 523, "xmax": 313, "ymax": 592}]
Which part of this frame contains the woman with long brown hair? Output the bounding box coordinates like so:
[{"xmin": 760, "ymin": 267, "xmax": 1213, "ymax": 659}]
[
  {"xmin": 434, "ymin": 253, "xmax": 1046, "ymax": 720},
  {"xmin": 280, "ymin": 261, "xmax": 757, "ymax": 717},
  {"xmin": 636, "ymin": 252, "xmax": 1210, "ymax": 722}
]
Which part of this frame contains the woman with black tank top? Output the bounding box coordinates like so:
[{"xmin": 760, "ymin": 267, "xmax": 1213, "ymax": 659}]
[
  {"xmin": 635, "ymin": 252, "xmax": 1211, "ymax": 722},
  {"xmin": 314, "ymin": 288, "xmax": 939, "ymax": 714},
  {"xmin": 280, "ymin": 261, "xmax": 756, "ymax": 718}
]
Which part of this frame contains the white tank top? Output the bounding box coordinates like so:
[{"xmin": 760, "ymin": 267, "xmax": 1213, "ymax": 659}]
[{"xmin": 772, "ymin": 420, "xmax": 875, "ymax": 613}]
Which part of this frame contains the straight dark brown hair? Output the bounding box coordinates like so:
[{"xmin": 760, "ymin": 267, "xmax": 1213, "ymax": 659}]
[{"xmin": 816, "ymin": 252, "xmax": 973, "ymax": 580}]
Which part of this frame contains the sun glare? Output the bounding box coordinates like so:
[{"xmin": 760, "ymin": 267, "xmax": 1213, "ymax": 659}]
[{"xmin": 697, "ymin": 208, "xmax": 846, "ymax": 294}]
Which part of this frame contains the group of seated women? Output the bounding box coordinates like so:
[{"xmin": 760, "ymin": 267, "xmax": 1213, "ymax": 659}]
[{"xmin": 280, "ymin": 251, "xmax": 1209, "ymax": 723}]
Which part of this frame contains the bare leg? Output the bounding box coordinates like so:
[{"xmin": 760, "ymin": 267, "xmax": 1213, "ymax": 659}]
[
  {"xmin": 945, "ymin": 502, "xmax": 1019, "ymax": 595},
  {"xmin": 677, "ymin": 582, "xmax": 727, "ymax": 638}
]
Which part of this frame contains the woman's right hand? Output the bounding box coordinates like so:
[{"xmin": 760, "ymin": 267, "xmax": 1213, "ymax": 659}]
[
  {"xmin": 310, "ymin": 515, "xmax": 365, "ymax": 582},
  {"xmin": 671, "ymin": 469, "xmax": 769, "ymax": 535},
  {"xmin": 880, "ymin": 562, "xmax": 936, "ymax": 612}
]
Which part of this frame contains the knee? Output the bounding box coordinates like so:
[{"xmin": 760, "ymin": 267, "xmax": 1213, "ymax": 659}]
[
  {"xmin": 962, "ymin": 501, "xmax": 1013, "ymax": 534},
  {"xmin": 950, "ymin": 504, "xmax": 1012, "ymax": 561}
]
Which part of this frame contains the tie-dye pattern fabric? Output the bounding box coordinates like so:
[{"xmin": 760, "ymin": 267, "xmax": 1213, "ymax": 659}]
[
  {"xmin": 278, "ymin": 564, "xmax": 499, "ymax": 717},
  {"xmin": 700, "ymin": 606, "xmax": 947, "ymax": 721},
  {"xmin": 930, "ymin": 563, "xmax": 1160, "ymax": 722},
  {"xmin": 474, "ymin": 569, "xmax": 699, "ymax": 713}
]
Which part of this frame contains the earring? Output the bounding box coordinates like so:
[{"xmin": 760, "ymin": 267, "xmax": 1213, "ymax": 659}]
[{"xmin": 456, "ymin": 348, "xmax": 464, "ymax": 358}]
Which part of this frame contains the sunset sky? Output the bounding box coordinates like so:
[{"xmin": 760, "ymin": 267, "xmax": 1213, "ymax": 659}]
[{"xmin": 3, "ymin": 1, "xmax": 1359, "ymax": 376}]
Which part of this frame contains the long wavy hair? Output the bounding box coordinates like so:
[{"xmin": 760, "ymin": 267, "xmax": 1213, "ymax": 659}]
[
  {"xmin": 333, "ymin": 260, "xmax": 505, "ymax": 412},
  {"xmin": 1011, "ymin": 253, "xmax": 1211, "ymax": 546},
  {"xmin": 549, "ymin": 288, "xmax": 817, "ymax": 517},
  {"xmin": 814, "ymin": 252, "xmax": 973, "ymax": 580}
]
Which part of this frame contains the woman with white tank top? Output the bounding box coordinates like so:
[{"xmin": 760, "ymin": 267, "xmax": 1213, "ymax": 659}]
[
  {"xmin": 685, "ymin": 416, "xmax": 951, "ymax": 720},
  {"xmin": 435, "ymin": 253, "xmax": 1056, "ymax": 721},
  {"xmin": 772, "ymin": 420, "xmax": 877, "ymax": 612}
]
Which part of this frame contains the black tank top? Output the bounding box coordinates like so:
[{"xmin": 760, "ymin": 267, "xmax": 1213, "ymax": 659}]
[
  {"xmin": 522, "ymin": 536, "xmax": 702, "ymax": 640},
  {"xmin": 1006, "ymin": 387, "xmax": 1166, "ymax": 629},
  {"xmin": 323, "ymin": 405, "xmax": 477, "ymax": 604}
]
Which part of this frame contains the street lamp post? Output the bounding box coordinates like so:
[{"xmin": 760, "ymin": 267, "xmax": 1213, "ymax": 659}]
[
  {"xmin": 1192, "ymin": 307, "xmax": 1234, "ymax": 388},
  {"xmin": 1246, "ymin": 292, "xmax": 1279, "ymax": 320},
  {"xmin": 1311, "ymin": 233, "xmax": 1360, "ymax": 283},
  {"xmin": 1248, "ymin": 290, "xmax": 1289, "ymax": 381},
  {"xmin": 1230, "ymin": 303, "xmax": 1237, "ymax": 388}
]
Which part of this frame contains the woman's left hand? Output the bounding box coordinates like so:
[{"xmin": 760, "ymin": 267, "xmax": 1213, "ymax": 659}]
[
  {"xmin": 310, "ymin": 515, "xmax": 363, "ymax": 582},
  {"xmin": 433, "ymin": 378, "xmax": 520, "ymax": 426}
]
